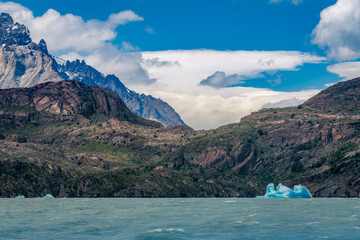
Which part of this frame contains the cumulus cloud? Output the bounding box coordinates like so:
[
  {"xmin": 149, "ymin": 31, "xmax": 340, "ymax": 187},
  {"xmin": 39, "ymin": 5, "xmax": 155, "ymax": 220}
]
[
  {"xmin": 327, "ymin": 61, "xmax": 360, "ymax": 80},
  {"xmin": 312, "ymin": 0, "xmax": 360, "ymax": 61},
  {"xmin": 270, "ymin": 0, "xmax": 303, "ymax": 5},
  {"xmin": 145, "ymin": 26, "xmax": 154, "ymax": 34},
  {"xmin": 267, "ymin": 75, "xmax": 283, "ymax": 86}
]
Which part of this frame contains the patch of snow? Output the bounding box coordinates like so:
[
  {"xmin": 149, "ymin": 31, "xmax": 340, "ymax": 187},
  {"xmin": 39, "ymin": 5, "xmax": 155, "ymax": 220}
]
[{"xmin": 54, "ymin": 56, "xmax": 66, "ymax": 66}]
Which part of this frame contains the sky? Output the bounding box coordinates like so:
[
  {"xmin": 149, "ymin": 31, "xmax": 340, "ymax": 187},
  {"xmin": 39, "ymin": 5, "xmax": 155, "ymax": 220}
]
[{"xmin": 0, "ymin": 0, "xmax": 359, "ymax": 129}]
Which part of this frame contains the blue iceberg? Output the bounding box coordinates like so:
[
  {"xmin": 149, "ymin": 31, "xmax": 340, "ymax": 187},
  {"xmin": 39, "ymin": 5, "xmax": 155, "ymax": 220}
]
[
  {"xmin": 43, "ymin": 194, "xmax": 54, "ymax": 199},
  {"xmin": 256, "ymin": 183, "xmax": 312, "ymax": 198},
  {"xmin": 15, "ymin": 195, "xmax": 25, "ymax": 198}
]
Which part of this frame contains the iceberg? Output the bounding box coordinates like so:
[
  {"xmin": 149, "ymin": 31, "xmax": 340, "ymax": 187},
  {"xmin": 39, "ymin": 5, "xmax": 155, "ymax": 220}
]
[
  {"xmin": 15, "ymin": 195, "xmax": 25, "ymax": 198},
  {"xmin": 43, "ymin": 194, "xmax": 54, "ymax": 199},
  {"xmin": 256, "ymin": 183, "xmax": 312, "ymax": 198}
]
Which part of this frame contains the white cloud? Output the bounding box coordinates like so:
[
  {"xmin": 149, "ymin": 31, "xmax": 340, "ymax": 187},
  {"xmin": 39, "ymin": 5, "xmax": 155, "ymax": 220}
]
[
  {"xmin": 262, "ymin": 97, "xmax": 304, "ymax": 108},
  {"xmin": 324, "ymin": 82, "xmax": 337, "ymax": 87},
  {"xmin": 267, "ymin": 75, "xmax": 283, "ymax": 86},
  {"xmin": 270, "ymin": 0, "xmax": 303, "ymax": 5},
  {"xmin": 312, "ymin": 0, "xmax": 360, "ymax": 61},
  {"xmin": 327, "ymin": 61, "xmax": 360, "ymax": 80},
  {"xmin": 145, "ymin": 26, "xmax": 154, "ymax": 34}
]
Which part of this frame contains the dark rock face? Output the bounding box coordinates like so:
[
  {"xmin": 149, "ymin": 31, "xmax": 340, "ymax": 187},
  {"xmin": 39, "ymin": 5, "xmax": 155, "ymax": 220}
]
[
  {"xmin": 59, "ymin": 59, "xmax": 186, "ymax": 127},
  {"xmin": 0, "ymin": 80, "xmax": 162, "ymax": 127},
  {"xmin": 304, "ymin": 77, "xmax": 360, "ymax": 116},
  {"xmin": 0, "ymin": 13, "xmax": 31, "ymax": 46},
  {"xmin": 36, "ymin": 39, "xmax": 49, "ymax": 55}
]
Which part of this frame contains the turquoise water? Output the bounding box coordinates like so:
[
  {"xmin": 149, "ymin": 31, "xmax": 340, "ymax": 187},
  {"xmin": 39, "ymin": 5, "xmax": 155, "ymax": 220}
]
[{"xmin": 1, "ymin": 198, "xmax": 360, "ymax": 239}]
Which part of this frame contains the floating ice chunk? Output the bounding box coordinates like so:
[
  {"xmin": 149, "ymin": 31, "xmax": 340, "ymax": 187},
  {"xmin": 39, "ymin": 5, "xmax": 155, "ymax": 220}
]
[
  {"xmin": 15, "ymin": 195, "xmax": 25, "ymax": 198},
  {"xmin": 266, "ymin": 183, "xmax": 276, "ymax": 194},
  {"xmin": 256, "ymin": 183, "xmax": 312, "ymax": 198},
  {"xmin": 43, "ymin": 194, "xmax": 54, "ymax": 198}
]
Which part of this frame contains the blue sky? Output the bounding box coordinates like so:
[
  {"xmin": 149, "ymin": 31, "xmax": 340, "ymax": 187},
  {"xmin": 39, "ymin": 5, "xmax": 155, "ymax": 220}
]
[
  {"xmin": 14, "ymin": 0, "xmax": 334, "ymax": 52},
  {"xmin": 1, "ymin": 0, "xmax": 359, "ymax": 129}
]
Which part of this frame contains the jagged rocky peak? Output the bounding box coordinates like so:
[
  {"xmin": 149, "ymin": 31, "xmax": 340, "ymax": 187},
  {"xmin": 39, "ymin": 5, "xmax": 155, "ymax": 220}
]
[
  {"xmin": 64, "ymin": 59, "xmax": 87, "ymax": 70},
  {"xmin": 0, "ymin": 12, "xmax": 32, "ymax": 46},
  {"xmin": 0, "ymin": 12, "xmax": 49, "ymax": 55},
  {"xmin": 36, "ymin": 39, "xmax": 49, "ymax": 55}
]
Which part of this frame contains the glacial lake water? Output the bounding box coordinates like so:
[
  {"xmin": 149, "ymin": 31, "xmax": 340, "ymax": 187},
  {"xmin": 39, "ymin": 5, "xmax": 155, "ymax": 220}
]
[{"xmin": 0, "ymin": 198, "xmax": 360, "ymax": 239}]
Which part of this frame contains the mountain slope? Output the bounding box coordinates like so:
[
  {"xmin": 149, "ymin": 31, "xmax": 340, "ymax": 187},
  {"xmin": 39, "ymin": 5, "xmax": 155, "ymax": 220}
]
[
  {"xmin": 0, "ymin": 80, "xmax": 162, "ymax": 127},
  {"xmin": 0, "ymin": 81, "xmax": 253, "ymax": 197}
]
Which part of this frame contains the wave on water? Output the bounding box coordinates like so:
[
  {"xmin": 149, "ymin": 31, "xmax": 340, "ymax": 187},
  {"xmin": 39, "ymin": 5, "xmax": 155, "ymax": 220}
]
[
  {"xmin": 224, "ymin": 200, "xmax": 237, "ymax": 203},
  {"xmin": 304, "ymin": 222, "xmax": 320, "ymax": 226},
  {"xmin": 236, "ymin": 220, "xmax": 259, "ymax": 225},
  {"xmin": 148, "ymin": 228, "xmax": 184, "ymax": 233}
]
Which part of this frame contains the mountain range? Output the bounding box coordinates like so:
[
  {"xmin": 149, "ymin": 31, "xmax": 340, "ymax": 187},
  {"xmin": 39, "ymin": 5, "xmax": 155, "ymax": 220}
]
[
  {"xmin": 0, "ymin": 12, "xmax": 185, "ymax": 127},
  {"xmin": 1, "ymin": 76, "xmax": 360, "ymax": 197},
  {"xmin": 0, "ymin": 12, "xmax": 360, "ymax": 198}
]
